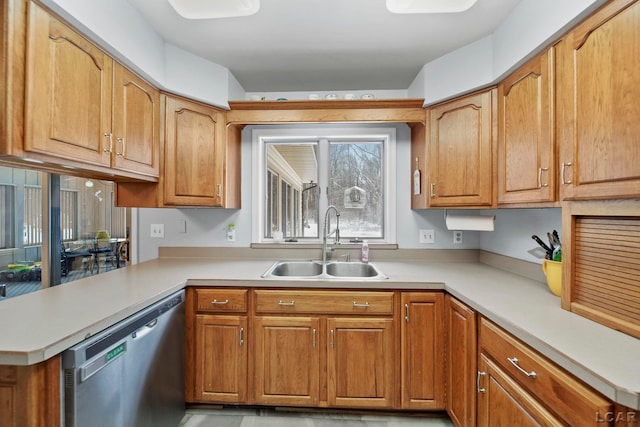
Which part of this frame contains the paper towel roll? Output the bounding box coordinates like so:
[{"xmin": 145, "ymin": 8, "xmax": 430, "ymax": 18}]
[{"xmin": 445, "ymin": 214, "xmax": 495, "ymax": 231}]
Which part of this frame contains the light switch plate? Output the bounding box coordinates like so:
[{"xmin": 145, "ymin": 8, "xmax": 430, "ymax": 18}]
[
  {"xmin": 419, "ymin": 229, "xmax": 435, "ymax": 244},
  {"xmin": 150, "ymin": 224, "xmax": 164, "ymax": 238}
]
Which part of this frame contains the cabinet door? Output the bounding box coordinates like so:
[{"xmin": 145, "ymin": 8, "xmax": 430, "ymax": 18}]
[
  {"xmin": 194, "ymin": 315, "xmax": 248, "ymax": 403},
  {"xmin": 445, "ymin": 295, "xmax": 477, "ymax": 427},
  {"xmin": 163, "ymin": 95, "xmax": 224, "ymax": 206},
  {"xmin": 477, "ymin": 354, "xmax": 561, "ymax": 427},
  {"xmin": 498, "ymin": 49, "xmax": 555, "ymax": 204},
  {"xmin": 557, "ymin": 0, "xmax": 640, "ymax": 200},
  {"xmin": 0, "ymin": 357, "xmax": 60, "ymax": 427},
  {"xmin": 254, "ymin": 316, "xmax": 320, "ymax": 406},
  {"xmin": 111, "ymin": 64, "xmax": 159, "ymax": 178},
  {"xmin": 400, "ymin": 292, "xmax": 444, "ymax": 409},
  {"xmin": 25, "ymin": 3, "xmax": 112, "ymax": 167},
  {"xmin": 428, "ymin": 89, "xmax": 496, "ymax": 207},
  {"xmin": 327, "ymin": 317, "xmax": 394, "ymax": 408}
]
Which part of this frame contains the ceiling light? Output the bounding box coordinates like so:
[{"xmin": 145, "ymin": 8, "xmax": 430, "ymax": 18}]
[
  {"xmin": 167, "ymin": 0, "xmax": 259, "ymax": 19},
  {"xmin": 386, "ymin": 0, "xmax": 478, "ymax": 14}
]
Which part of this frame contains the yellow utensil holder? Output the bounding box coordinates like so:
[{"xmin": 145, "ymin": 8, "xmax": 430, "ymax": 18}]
[{"xmin": 542, "ymin": 260, "xmax": 562, "ymax": 297}]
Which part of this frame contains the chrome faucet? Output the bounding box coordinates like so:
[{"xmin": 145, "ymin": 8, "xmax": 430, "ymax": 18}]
[{"xmin": 322, "ymin": 205, "xmax": 341, "ymax": 263}]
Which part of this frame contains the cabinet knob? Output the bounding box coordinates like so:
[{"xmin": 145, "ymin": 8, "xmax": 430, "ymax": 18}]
[
  {"xmin": 477, "ymin": 371, "xmax": 486, "ymax": 393},
  {"xmin": 116, "ymin": 137, "xmax": 126, "ymax": 157},
  {"xmin": 561, "ymin": 162, "xmax": 573, "ymax": 185},
  {"xmin": 103, "ymin": 133, "xmax": 113, "ymax": 153},
  {"xmin": 538, "ymin": 167, "xmax": 549, "ymax": 188}
]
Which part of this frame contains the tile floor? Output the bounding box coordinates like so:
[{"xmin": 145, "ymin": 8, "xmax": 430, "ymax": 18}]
[{"xmin": 180, "ymin": 408, "xmax": 454, "ymax": 427}]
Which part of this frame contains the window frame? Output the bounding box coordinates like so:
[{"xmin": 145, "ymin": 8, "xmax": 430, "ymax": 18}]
[{"xmin": 252, "ymin": 127, "xmax": 396, "ymax": 244}]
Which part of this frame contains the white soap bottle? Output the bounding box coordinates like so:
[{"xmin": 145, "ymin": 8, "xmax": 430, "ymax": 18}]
[{"xmin": 361, "ymin": 240, "xmax": 369, "ymax": 263}]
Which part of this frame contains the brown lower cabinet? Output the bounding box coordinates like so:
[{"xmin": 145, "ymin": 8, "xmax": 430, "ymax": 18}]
[
  {"xmin": 477, "ymin": 317, "xmax": 615, "ymax": 427},
  {"xmin": 445, "ymin": 295, "xmax": 477, "ymax": 427},
  {"xmin": 0, "ymin": 356, "xmax": 60, "ymax": 427},
  {"xmin": 187, "ymin": 288, "xmax": 443, "ymax": 410}
]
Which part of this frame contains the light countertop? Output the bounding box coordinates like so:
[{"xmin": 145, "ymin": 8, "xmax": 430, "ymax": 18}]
[{"xmin": 0, "ymin": 248, "xmax": 638, "ymax": 409}]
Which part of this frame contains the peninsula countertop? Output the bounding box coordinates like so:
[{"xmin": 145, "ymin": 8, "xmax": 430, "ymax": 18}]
[{"xmin": 0, "ymin": 248, "xmax": 638, "ymax": 410}]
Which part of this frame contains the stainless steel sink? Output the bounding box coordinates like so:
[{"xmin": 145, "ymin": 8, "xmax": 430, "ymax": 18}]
[
  {"xmin": 262, "ymin": 260, "xmax": 387, "ymax": 280},
  {"xmin": 325, "ymin": 262, "xmax": 380, "ymax": 278},
  {"xmin": 268, "ymin": 260, "xmax": 323, "ymax": 277}
]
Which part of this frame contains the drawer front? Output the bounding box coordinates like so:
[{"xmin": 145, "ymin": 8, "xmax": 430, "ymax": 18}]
[
  {"xmin": 254, "ymin": 290, "xmax": 394, "ymax": 315},
  {"xmin": 195, "ymin": 288, "xmax": 248, "ymax": 313},
  {"xmin": 479, "ymin": 318, "xmax": 613, "ymax": 426}
]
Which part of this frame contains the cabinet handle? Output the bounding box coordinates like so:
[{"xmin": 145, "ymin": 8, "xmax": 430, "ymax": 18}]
[
  {"xmin": 477, "ymin": 371, "xmax": 486, "ymax": 393},
  {"xmin": 211, "ymin": 299, "xmax": 229, "ymax": 305},
  {"xmin": 538, "ymin": 167, "xmax": 549, "ymax": 188},
  {"xmin": 217, "ymin": 183, "xmax": 222, "ymax": 198},
  {"xmin": 278, "ymin": 300, "xmax": 295, "ymax": 306},
  {"xmin": 239, "ymin": 327, "xmax": 244, "ymax": 346},
  {"xmin": 312, "ymin": 329, "xmax": 316, "ymax": 348},
  {"xmin": 116, "ymin": 137, "xmax": 126, "ymax": 157},
  {"xmin": 330, "ymin": 329, "xmax": 334, "ymax": 348},
  {"xmin": 507, "ymin": 357, "xmax": 537, "ymax": 379},
  {"xmin": 404, "ymin": 303, "xmax": 410, "ymax": 322},
  {"xmin": 103, "ymin": 132, "xmax": 113, "ymax": 153},
  {"xmin": 561, "ymin": 162, "xmax": 573, "ymax": 184},
  {"xmin": 352, "ymin": 301, "xmax": 369, "ymax": 308},
  {"xmin": 430, "ymin": 183, "xmax": 436, "ymax": 197}
]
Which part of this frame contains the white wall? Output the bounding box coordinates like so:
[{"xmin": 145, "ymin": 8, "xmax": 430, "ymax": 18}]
[
  {"xmin": 480, "ymin": 208, "xmax": 562, "ymax": 264},
  {"xmin": 41, "ymin": 0, "xmax": 242, "ymax": 108},
  {"xmin": 410, "ymin": 0, "xmax": 608, "ymax": 104},
  {"xmin": 136, "ymin": 123, "xmax": 479, "ymax": 262},
  {"xmin": 136, "ymin": 123, "xmax": 564, "ymax": 263}
]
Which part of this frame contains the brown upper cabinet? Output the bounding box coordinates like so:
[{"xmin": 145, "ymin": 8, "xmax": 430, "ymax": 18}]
[
  {"xmin": 556, "ymin": 0, "xmax": 640, "ymax": 200},
  {"xmin": 163, "ymin": 95, "xmax": 226, "ymax": 207},
  {"xmin": 24, "ymin": 2, "xmax": 159, "ymax": 181},
  {"xmin": 498, "ymin": 48, "xmax": 556, "ymax": 205},
  {"xmin": 427, "ymin": 89, "xmax": 496, "ymax": 208},
  {"xmin": 116, "ymin": 94, "xmax": 242, "ymax": 208}
]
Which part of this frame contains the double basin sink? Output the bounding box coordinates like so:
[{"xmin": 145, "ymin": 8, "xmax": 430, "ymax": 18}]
[{"xmin": 262, "ymin": 260, "xmax": 387, "ymax": 280}]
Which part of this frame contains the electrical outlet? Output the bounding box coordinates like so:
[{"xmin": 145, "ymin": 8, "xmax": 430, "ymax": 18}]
[
  {"xmin": 150, "ymin": 223, "xmax": 164, "ymax": 238},
  {"xmin": 419, "ymin": 229, "xmax": 435, "ymax": 244},
  {"xmin": 453, "ymin": 230, "xmax": 463, "ymax": 244}
]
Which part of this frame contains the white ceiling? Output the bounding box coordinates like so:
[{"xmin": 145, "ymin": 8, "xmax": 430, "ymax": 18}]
[{"xmin": 128, "ymin": 0, "xmax": 522, "ymax": 92}]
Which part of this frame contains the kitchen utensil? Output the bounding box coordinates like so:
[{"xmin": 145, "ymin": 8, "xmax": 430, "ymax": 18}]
[{"xmin": 532, "ymin": 235, "xmax": 553, "ymax": 259}]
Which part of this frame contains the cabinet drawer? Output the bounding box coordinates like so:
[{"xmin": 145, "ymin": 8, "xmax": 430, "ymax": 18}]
[
  {"xmin": 195, "ymin": 288, "xmax": 248, "ymax": 313},
  {"xmin": 479, "ymin": 318, "xmax": 612, "ymax": 426},
  {"xmin": 255, "ymin": 290, "xmax": 394, "ymax": 315}
]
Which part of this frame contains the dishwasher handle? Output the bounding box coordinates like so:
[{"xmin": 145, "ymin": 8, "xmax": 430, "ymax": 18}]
[{"xmin": 132, "ymin": 318, "xmax": 158, "ymax": 341}]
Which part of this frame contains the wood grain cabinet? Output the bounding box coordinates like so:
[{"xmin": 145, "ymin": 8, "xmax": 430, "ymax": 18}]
[
  {"xmin": 253, "ymin": 289, "xmax": 396, "ymax": 409},
  {"xmin": 428, "ymin": 89, "xmax": 496, "ymax": 207},
  {"xmin": 557, "ymin": 0, "xmax": 640, "ymax": 200},
  {"xmin": 498, "ymin": 48, "xmax": 555, "ymax": 205},
  {"xmin": 400, "ymin": 292, "xmax": 444, "ymax": 410},
  {"xmin": 477, "ymin": 317, "xmax": 613, "ymax": 427},
  {"xmin": 0, "ymin": 357, "xmax": 61, "ymax": 427},
  {"xmin": 253, "ymin": 316, "xmax": 320, "ymax": 406},
  {"xmin": 24, "ymin": 2, "xmax": 159, "ymax": 180},
  {"xmin": 163, "ymin": 95, "xmax": 226, "ymax": 206},
  {"xmin": 116, "ymin": 95, "xmax": 242, "ymax": 208},
  {"xmin": 187, "ymin": 288, "xmax": 249, "ymax": 404},
  {"xmin": 445, "ymin": 295, "xmax": 476, "ymax": 427}
]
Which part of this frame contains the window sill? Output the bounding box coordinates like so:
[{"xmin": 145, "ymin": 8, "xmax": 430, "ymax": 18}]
[{"xmin": 251, "ymin": 242, "xmax": 399, "ymax": 250}]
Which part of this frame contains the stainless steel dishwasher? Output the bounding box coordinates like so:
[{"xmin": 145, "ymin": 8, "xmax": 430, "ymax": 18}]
[{"xmin": 62, "ymin": 290, "xmax": 185, "ymax": 427}]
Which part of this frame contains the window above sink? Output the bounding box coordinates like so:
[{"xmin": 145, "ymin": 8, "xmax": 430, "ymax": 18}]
[{"xmin": 251, "ymin": 126, "xmax": 397, "ymax": 245}]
